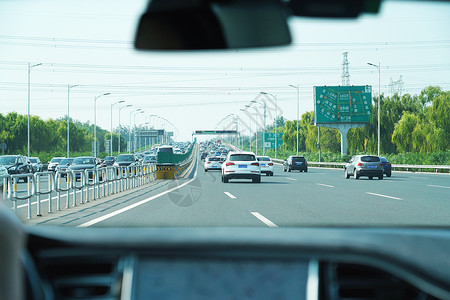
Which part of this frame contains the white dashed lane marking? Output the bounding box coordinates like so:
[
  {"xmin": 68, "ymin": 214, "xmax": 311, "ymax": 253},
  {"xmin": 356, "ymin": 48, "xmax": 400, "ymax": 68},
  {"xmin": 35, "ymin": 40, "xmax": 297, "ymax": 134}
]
[
  {"xmin": 316, "ymin": 183, "xmax": 334, "ymax": 188},
  {"xmin": 366, "ymin": 192, "xmax": 402, "ymax": 200},
  {"xmin": 224, "ymin": 192, "xmax": 236, "ymax": 199},
  {"xmin": 251, "ymin": 212, "xmax": 278, "ymax": 227}
]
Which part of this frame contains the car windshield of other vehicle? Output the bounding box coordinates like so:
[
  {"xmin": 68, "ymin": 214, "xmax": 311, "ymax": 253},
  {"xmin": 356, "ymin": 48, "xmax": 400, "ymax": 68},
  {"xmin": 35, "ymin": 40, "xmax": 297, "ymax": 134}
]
[
  {"xmin": 59, "ymin": 158, "xmax": 73, "ymax": 165},
  {"xmin": 159, "ymin": 147, "xmax": 173, "ymax": 153},
  {"xmin": 28, "ymin": 158, "xmax": 38, "ymax": 163},
  {"xmin": 0, "ymin": 157, "xmax": 17, "ymax": 164},
  {"xmin": 229, "ymin": 154, "xmax": 256, "ymax": 162},
  {"xmin": 50, "ymin": 158, "xmax": 63, "ymax": 163},
  {"xmin": 361, "ymin": 156, "xmax": 380, "ymax": 162},
  {"xmin": 72, "ymin": 158, "xmax": 95, "ymax": 165},
  {"xmin": 291, "ymin": 157, "xmax": 305, "ymax": 163},
  {"xmin": 105, "ymin": 156, "xmax": 114, "ymax": 161},
  {"xmin": 116, "ymin": 155, "xmax": 135, "ymax": 162},
  {"xmin": 257, "ymin": 157, "xmax": 271, "ymax": 161}
]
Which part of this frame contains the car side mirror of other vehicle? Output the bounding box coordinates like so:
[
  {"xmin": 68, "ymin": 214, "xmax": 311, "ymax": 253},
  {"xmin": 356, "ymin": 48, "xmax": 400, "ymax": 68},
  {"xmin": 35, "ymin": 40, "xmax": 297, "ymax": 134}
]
[{"xmin": 134, "ymin": 0, "xmax": 291, "ymax": 50}]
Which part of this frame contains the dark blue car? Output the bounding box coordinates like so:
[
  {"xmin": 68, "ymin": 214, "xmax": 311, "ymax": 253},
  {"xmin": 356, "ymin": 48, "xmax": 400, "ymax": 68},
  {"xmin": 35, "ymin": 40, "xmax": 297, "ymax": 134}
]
[{"xmin": 380, "ymin": 157, "xmax": 392, "ymax": 177}]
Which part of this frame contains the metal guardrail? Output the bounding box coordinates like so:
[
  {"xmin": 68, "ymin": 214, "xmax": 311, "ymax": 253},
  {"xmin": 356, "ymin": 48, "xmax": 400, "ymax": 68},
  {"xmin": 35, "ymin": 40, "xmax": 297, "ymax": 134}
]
[
  {"xmin": 35, "ymin": 171, "xmax": 54, "ymax": 215},
  {"xmin": 271, "ymin": 158, "xmax": 450, "ymax": 172},
  {"xmin": 1, "ymin": 163, "xmax": 158, "ymax": 219},
  {"xmin": 10, "ymin": 174, "xmax": 36, "ymax": 219}
]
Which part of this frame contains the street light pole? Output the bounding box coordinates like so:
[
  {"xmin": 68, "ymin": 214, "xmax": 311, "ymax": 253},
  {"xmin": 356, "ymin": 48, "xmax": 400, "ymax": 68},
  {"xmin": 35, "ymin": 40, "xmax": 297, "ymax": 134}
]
[
  {"xmin": 289, "ymin": 84, "xmax": 300, "ymax": 156},
  {"xmin": 245, "ymin": 105, "xmax": 258, "ymax": 154},
  {"xmin": 27, "ymin": 63, "xmax": 42, "ymax": 157},
  {"xmin": 133, "ymin": 110, "xmax": 144, "ymax": 152},
  {"xmin": 94, "ymin": 92, "xmax": 110, "ymax": 157},
  {"xmin": 251, "ymin": 100, "xmax": 266, "ymax": 155},
  {"xmin": 67, "ymin": 84, "xmax": 79, "ymax": 158},
  {"xmin": 240, "ymin": 108, "xmax": 251, "ymax": 151},
  {"xmin": 260, "ymin": 92, "xmax": 278, "ymax": 158},
  {"xmin": 118, "ymin": 105, "xmax": 132, "ymax": 154},
  {"xmin": 110, "ymin": 100, "xmax": 125, "ymax": 156},
  {"xmin": 368, "ymin": 62, "xmax": 381, "ymax": 156},
  {"xmin": 129, "ymin": 109, "xmax": 141, "ymax": 153}
]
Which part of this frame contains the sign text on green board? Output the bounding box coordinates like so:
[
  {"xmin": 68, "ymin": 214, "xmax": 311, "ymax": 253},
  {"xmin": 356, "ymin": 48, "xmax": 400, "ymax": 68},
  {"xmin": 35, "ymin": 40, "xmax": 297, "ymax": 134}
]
[{"xmin": 314, "ymin": 86, "xmax": 372, "ymax": 124}]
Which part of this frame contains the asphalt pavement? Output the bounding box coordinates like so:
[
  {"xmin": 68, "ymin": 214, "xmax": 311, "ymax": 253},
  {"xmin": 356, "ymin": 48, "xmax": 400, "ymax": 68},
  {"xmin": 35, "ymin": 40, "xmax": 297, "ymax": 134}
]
[{"xmin": 10, "ymin": 155, "xmax": 449, "ymax": 227}]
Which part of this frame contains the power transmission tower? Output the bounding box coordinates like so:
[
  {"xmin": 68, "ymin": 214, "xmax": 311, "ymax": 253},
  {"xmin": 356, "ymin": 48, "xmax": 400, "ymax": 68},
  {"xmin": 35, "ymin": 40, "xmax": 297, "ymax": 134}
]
[
  {"xmin": 388, "ymin": 75, "xmax": 404, "ymax": 96},
  {"xmin": 341, "ymin": 52, "xmax": 350, "ymax": 86}
]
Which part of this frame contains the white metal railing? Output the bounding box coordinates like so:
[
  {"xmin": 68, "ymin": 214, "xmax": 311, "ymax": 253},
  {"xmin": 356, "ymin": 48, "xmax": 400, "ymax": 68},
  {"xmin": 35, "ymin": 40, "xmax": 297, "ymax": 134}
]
[{"xmin": 2, "ymin": 163, "xmax": 157, "ymax": 219}]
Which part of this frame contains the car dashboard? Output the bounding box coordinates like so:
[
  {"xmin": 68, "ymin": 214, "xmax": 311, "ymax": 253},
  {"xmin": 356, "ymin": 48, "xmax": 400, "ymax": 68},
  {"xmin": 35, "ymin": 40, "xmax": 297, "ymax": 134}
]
[{"xmin": 10, "ymin": 224, "xmax": 447, "ymax": 300}]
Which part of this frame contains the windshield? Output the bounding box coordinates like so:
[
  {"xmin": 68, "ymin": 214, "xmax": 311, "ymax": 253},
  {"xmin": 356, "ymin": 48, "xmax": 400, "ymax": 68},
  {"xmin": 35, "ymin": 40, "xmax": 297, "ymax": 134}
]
[
  {"xmin": 208, "ymin": 157, "xmax": 221, "ymax": 162},
  {"xmin": 0, "ymin": 157, "xmax": 17, "ymax": 164},
  {"xmin": 361, "ymin": 156, "xmax": 380, "ymax": 162},
  {"xmin": 0, "ymin": 1, "xmax": 449, "ymax": 229},
  {"xmin": 116, "ymin": 155, "xmax": 134, "ymax": 162},
  {"xmin": 72, "ymin": 158, "xmax": 95, "ymax": 165},
  {"xmin": 229, "ymin": 154, "xmax": 256, "ymax": 162},
  {"xmin": 257, "ymin": 157, "xmax": 271, "ymax": 161},
  {"xmin": 59, "ymin": 159, "xmax": 73, "ymax": 165},
  {"xmin": 29, "ymin": 158, "xmax": 38, "ymax": 163},
  {"xmin": 291, "ymin": 157, "xmax": 306, "ymax": 163}
]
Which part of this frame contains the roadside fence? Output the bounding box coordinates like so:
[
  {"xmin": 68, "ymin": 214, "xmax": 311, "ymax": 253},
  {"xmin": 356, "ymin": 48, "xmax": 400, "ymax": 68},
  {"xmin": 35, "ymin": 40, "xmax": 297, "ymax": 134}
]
[{"xmin": 1, "ymin": 163, "xmax": 157, "ymax": 219}]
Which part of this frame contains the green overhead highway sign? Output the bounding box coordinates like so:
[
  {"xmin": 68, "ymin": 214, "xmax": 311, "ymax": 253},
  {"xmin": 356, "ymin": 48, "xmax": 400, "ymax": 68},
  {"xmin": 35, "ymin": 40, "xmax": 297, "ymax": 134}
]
[
  {"xmin": 264, "ymin": 133, "xmax": 283, "ymax": 149},
  {"xmin": 314, "ymin": 86, "xmax": 372, "ymax": 124}
]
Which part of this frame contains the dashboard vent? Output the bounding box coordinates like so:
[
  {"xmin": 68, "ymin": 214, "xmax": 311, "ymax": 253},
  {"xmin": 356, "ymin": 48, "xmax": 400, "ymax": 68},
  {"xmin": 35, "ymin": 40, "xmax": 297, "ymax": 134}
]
[
  {"xmin": 324, "ymin": 263, "xmax": 425, "ymax": 300},
  {"xmin": 38, "ymin": 253, "xmax": 121, "ymax": 300}
]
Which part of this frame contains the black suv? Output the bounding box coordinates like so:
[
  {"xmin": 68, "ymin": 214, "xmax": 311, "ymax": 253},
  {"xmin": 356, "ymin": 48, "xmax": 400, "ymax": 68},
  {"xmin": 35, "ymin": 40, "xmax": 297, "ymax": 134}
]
[
  {"xmin": 0, "ymin": 155, "xmax": 33, "ymax": 181},
  {"xmin": 283, "ymin": 156, "xmax": 308, "ymax": 172}
]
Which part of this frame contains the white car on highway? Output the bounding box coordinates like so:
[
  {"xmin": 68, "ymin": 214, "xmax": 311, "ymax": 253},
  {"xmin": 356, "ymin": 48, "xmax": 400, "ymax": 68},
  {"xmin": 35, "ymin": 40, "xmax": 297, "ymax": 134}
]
[
  {"xmin": 204, "ymin": 156, "xmax": 222, "ymax": 172},
  {"xmin": 257, "ymin": 156, "xmax": 274, "ymax": 176},
  {"xmin": 222, "ymin": 151, "xmax": 261, "ymax": 183}
]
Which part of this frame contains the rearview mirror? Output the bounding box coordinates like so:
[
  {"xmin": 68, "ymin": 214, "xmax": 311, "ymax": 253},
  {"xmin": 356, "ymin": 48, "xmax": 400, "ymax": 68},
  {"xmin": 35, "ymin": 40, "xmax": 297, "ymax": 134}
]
[{"xmin": 135, "ymin": 0, "xmax": 291, "ymax": 50}]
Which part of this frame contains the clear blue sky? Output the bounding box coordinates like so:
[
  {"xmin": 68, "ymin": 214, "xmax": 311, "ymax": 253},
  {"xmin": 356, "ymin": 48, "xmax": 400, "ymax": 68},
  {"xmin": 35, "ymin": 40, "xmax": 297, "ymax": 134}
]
[{"xmin": 1, "ymin": 0, "xmax": 449, "ymax": 140}]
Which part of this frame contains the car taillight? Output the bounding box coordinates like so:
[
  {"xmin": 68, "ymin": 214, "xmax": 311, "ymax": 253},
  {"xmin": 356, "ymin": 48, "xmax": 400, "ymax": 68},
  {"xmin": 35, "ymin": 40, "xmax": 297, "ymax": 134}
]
[
  {"xmin": 226, "ymin": 162, "xmax": 235, "ymax": 166},
  {"xmin": 206, "ymin": 161, "xmax": 211, "ymax": 164},
  {"xmin": 380, "ymin": 163, "xmax": 383, "ymax": 167},
  {"xmin": 386, "ymin": 163, "xmax": 391, "ymax": 166},
  {"xmin": 357, "ymin": 162, "xmax": 363, "ymax": 166},
  {"xmin": 251, "ymin": 162, "xmax": 259, "ymax": 166},
  {"xmin": 268, "ymin": 163, "xmax": 273, "ymax": 166}
]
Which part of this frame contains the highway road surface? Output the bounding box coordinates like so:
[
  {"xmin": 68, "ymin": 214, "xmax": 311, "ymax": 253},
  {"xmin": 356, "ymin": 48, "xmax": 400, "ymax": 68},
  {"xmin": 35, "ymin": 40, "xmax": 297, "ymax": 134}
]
[{"xmin": 6, "ymin": 155, "xmax": 450, "ymax": 227}]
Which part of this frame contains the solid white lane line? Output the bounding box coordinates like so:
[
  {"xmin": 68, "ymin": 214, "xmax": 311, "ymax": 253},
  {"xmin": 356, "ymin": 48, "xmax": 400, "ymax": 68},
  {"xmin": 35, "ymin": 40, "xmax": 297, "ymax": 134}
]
[
  {"xmin": 427, "ymin": 184, "xmax": 450, "ymax": 189},
  {"xmin": 316, "ymin": 183, "xmax": 334, "ymax": 188},
  {"xmin": 251, "ymin": 212, "xmax": 278, "ymax": 227},
  {"xmin": 366, "ymin": 192, "xmax": 402, "ymax": 200},
  {"xmin": 285, "ymin": 177, "xmax": 296, "ymax": 181},
  {"xmin": 78, "ymin": 158, "xmax": 199, "ymax": 227},
  {"xmin": 224, "ymin": 192, "xmax": 236, "ymax": 199}
]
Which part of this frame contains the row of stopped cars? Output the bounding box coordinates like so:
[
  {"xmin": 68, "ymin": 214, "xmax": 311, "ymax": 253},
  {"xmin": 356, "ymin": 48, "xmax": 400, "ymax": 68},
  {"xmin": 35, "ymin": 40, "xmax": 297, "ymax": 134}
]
[
  {"xmin": 203, "ymin": 151, "xmax": 275, "ymax": 183},
  {"xmin": 205, "ymin": 153, "xmax": 275, "ymax": 176}
]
